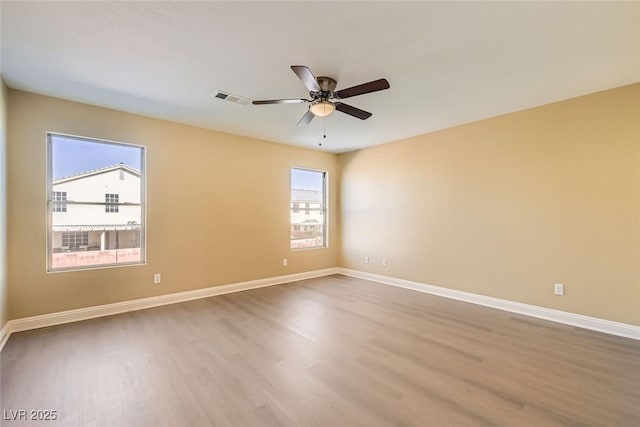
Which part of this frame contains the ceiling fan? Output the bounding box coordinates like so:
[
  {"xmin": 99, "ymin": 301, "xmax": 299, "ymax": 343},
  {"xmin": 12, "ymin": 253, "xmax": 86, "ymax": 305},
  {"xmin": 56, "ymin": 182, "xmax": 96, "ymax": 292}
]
[{"xmin": 253, "ymin": 65, "xmax": 390, "ymax": 127}]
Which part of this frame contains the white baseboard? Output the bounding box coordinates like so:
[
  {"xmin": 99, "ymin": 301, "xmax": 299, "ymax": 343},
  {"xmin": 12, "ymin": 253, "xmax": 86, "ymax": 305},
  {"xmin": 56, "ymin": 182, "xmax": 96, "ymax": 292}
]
[
  {"xmin": 0, "ymin": 267, "xmax": 340, "ymax": 352},
  {"xmin": 338, "ymin": 268, "xmax": 640, "ymax": 341},
  {"xmin": 2, "ymin": 266, "xmax": 637, "ymax": 353}
]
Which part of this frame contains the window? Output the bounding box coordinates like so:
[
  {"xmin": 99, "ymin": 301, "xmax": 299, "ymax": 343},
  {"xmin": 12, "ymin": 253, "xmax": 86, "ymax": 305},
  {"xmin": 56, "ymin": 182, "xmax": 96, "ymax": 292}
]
[
  {"xmin": 62, "ymin": 232, "xmax": 88, "ymax": 249},
  {"xmin": 47, "ymin": 133, "xmax": 145, "ymax": 271},
  {"xmin": 52, "ymin": 191, "xmax": 67, "ymax": 212},
  {"xmin": 105, "ymin": 193, "xmax": 119, "ymax": 212},
  {"xmin": 290, "ymin": 168, "xmax": 326, "ymax": 249}
]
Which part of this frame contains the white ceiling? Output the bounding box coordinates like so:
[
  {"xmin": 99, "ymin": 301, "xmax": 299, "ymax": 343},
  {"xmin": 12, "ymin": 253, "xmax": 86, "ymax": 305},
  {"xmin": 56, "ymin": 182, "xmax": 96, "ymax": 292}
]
[{"xmin": 1, "ymin": 1, "xmax": 639, "ymax": 153}]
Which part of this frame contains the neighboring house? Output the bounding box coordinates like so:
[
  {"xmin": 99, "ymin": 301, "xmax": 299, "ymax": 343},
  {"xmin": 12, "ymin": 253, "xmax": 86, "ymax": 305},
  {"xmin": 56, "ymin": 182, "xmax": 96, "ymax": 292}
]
[
  {"xmin": 290, "ymin": 188, "xmax": 324, "ymax": 247},
  {"xmin": 51, "ymin": 163, "xmax": 141, "ymax": 253}
]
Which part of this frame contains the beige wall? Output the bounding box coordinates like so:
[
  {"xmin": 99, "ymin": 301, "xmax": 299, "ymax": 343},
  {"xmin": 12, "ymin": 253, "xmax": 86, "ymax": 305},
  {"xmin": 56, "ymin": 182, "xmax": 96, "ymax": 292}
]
[
  {"xmin": 7, "ymin": 90, "xmax": 339, "ymax": 319},
  {"xmin": 340, "ymin": 84, "xmax": 640, "ymax": 326},
  {"xmin": 0, "ymin": 78, "xmax": 7, "ymax": 329},
  {"xmin": 5, "ymin": 84, "xmax": 639, "ymax": 326}
]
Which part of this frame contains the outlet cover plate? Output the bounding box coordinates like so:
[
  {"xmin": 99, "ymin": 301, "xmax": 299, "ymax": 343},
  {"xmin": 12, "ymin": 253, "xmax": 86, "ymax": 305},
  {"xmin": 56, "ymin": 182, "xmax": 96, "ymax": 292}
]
[{"xmin": 554, "ymin": 283, "xmax": 564, "ymax": 295}]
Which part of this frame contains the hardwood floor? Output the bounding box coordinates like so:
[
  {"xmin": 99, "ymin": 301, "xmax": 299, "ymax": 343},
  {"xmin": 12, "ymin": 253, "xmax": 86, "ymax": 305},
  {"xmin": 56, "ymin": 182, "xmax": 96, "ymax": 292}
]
[{"xmin": 1, "ymin": 274, "xmax": 639, "ymax": 426}]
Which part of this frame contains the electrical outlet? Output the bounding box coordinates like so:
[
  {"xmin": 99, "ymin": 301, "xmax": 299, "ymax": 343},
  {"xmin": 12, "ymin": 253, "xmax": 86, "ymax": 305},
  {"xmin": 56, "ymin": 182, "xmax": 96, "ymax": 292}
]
[
  {"xmin": 554, "ymin": 283, "xmax": 564, "ymax": 296},
  {"xmin": 154, "ymin": 273, "xmax": 161, "ymax": 284},
  {"xmin": 283, "ymin": 258, "xmax": 288, "ymax": 267},
  {"xmin": 364, "ymin": 256, "xmax": 369, "ymax": 264},
  {"xmin": 382, "ymin": 258, "xmax": 387, "ymax": 266}
]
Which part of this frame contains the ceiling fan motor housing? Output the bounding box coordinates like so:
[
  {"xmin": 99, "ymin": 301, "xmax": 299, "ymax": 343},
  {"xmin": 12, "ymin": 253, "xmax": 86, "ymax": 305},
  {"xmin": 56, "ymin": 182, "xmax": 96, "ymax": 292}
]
[{"xmin": 314, "ymin": 76, "xmax": 337, "ymax": 100}]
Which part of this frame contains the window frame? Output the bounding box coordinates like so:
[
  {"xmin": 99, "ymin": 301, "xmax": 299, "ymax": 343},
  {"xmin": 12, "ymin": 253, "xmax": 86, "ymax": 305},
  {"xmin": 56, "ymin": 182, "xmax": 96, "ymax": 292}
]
[
  {"xmin": 290, "ymin": 167, "xmax": 328, "ymax": 250},
  {"xmin": 46, "ymin": 132, "xmax": 147, "ymax": 272}
]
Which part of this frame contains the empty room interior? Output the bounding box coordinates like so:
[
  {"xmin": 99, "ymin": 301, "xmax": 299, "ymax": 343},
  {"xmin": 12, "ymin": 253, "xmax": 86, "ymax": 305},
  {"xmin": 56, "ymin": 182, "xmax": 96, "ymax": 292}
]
[{"xmin": 1, "ymin": 2, "xmax": 639, "ymax": 426}]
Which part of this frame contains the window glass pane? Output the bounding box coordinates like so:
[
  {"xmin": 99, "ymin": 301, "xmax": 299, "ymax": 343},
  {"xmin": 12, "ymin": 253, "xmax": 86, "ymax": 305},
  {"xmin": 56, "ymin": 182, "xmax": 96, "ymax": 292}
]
[
  {"xmin": 48, "ymin": 134, "xmax": 145, "ymax": 271},
  {"xmin": 52, "ymin": 191, "xmax": 67, "ymax": 212},
  {"xmin": 105, "ymin": 193, "xmax": 119, "ymax": 212},
  {"xmin": 290, "ymin": 168, "xmax": 326, "ymax": 249}
]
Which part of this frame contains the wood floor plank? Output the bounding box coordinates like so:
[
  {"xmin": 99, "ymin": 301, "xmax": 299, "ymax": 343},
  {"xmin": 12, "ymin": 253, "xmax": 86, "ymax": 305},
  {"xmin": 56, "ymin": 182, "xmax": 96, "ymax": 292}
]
[{"xmin": 2, "ymin": 274, "xmax": 639, "ymax": 426}]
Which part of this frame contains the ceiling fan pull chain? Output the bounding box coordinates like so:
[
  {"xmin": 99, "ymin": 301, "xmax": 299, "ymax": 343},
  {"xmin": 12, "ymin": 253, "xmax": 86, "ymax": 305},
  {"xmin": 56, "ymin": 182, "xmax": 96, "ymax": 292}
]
[{"xmin": 320, "ymin": 115, "xmax": 326, "ymax": 147}]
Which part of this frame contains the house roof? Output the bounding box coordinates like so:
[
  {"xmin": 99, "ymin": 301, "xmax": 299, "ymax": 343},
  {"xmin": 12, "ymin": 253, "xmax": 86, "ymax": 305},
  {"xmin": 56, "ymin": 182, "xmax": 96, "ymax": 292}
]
[
  {"xmin": 291, "ymin": 189, "xmax": 322, "ymax": 203},
  {"xmin": 54, "ymin": 164, "xmax": 140, "ymax": 184},
  {"xmin": 53, "ymin": 224, "xmax": 141, "ymax": 232}
]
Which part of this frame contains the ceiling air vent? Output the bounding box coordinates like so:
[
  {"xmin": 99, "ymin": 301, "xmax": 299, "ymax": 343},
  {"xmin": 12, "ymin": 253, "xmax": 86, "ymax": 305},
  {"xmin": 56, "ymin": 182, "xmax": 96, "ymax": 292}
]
[{"xmin": 211, "ymin": 90, "xmax": 250, "ymax": 106}]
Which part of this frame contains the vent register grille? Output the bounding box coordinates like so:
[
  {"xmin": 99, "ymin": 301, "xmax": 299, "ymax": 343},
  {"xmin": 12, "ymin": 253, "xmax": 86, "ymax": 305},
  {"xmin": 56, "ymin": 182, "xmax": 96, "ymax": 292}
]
[{"xmin": 211, "ymin": 90, "xmax": 250, "ymax": 105}]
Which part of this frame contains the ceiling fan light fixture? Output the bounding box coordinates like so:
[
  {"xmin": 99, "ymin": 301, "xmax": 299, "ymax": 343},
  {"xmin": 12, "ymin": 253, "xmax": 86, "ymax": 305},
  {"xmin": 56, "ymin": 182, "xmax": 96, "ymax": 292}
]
[{"xmin": 310, "ymin": 101, "xmax": 335, "ymax": 117}]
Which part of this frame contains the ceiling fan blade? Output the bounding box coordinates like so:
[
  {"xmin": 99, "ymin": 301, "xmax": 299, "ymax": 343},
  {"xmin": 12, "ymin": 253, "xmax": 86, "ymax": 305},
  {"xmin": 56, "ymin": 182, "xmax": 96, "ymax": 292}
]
[
  {"xmin": 252, "ymin": 99, "xmax": 307, "ymax": 105},
  {"xmin": 334, "ymin": 78, "xmax": 390, "ymax": 99},
  {"xmin": 296, "ymin": 109, "xmax": 315, "ymax": 127},
  {"xmin": 291, "ymin": 65, "xmax": 321, "ymax": 92},
  {"xmin": 334, "ymin": 102, "xmax": 373, "ymax": 120}
]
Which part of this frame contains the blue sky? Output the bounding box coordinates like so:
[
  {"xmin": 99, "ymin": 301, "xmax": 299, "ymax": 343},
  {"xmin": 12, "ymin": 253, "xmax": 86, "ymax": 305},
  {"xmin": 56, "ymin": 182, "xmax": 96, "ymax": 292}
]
[
  {"xmin": 291, "ymin": 168, "xmax": 323, "ymax": 191},
  {"xmin": 51, "ymin": 134, "xmax": 142, "ymax": 179}
]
